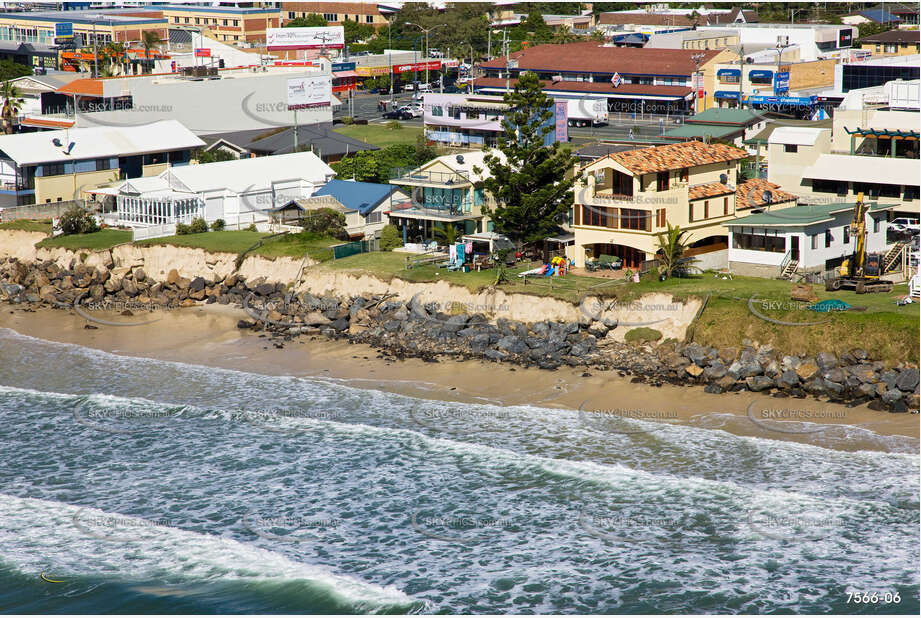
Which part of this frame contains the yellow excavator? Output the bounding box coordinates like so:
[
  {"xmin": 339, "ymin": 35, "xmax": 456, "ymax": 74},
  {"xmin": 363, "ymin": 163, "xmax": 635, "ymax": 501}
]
[{"xmin": 825, "ymin": 192, "xmax": 894, "ymax": 294}]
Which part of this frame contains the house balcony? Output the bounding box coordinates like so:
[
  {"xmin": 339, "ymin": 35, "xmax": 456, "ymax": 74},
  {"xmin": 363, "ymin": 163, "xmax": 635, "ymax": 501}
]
[
  {"xmin": 578, "ymin": 182, "xmax": 689, "ymax": 212},
  {"xmin": 390, "ymin": 168, "xmax": 472, "ymax": 188},
  {"xmin": 388, "ymin": 198, "xmax": 475, "ymax": 222}
]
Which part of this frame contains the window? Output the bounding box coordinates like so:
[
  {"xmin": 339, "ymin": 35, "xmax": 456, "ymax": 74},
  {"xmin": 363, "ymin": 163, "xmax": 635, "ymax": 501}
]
[
  {"xmin": 431, "ymin": 105, "xmax": 443, "ymax": 116},
  {"xmin": 873, "ymin": 217, "xmax": 881, "ymax": 233},
  {"xmin": 688, "ymin": 202, "xmax": 694, "ymax": 222},
  {"xmin": 366, "ymin": 15, "xmax": 374, "ymax": 23},
  {"xmin": 656, "ymin": 208, "xmax": 666, "ymax": 227},
  {"xmin": 843, "ymin": 225, "xmax": 850, "ymax": 244},
  {"xmin": 905, "ymin": 185, "xmax": 918, "ymax": 201},
  {"xmin": 144, "ymin": 152, "xmax": 166, "ymax": 165},
  {"xmin": 680, "ymin": 168, "xmax": 688, "ymax": 182},
  {"xmin": 232, "ymin": 19, "xmax": 239, "ymax": 26},
  {"xmin": 174, "ymin": 16, "xmax": 180, "ymax": 23},
  {"xmin": 184, "ymin": 17, "xmax": 190, "ymax": 23},
  {"xmin": 810, "ymin": 233, "xmax": 818, "ymax": 250},
  {"xmin": 825, "ymin": 229, "xmax": 832, "ymax": 248},
  {"xmin": 813, "ymin": 179, "xmax": 848, "ymax": 195},
  {"xmin": 704, "ymin": 200, "xmax": 709, "ymax": 219},
  {"xmin": 657, "ymin": 171, "xmax": 669, "ymax": 191},
  {"xmin": 723, "ymin": 197, "xmax": 729, "ymax": 215},
  {"xmin": 42, "ymin": 162, "xmax": 65, "ymax": 177},
  {"xmin": 223, "ymin": 19, "xmax": 228, "ymax": 26},
  {"xmin": 195, "ymin": 17, "xmax": 200, "ymax": 24},
  {"xmin": 732, "ymin": 230, "xmax": 785, "ymax": 252},
  {"xmin": 784, "ymin": 144, "xmax": 798, "ymax": 153},
  {"xmin": 95, "ymin": 158, "xmax": 111, "ymax": 171},
  {"xmin": 288, "ymin": 12, "xmax": 295, "ymax": 19},
  {"xmin": 323, "ymin": 13, "xmax": 337, "ymax": 21},
  {"xmin": 365, "ymin": 211, "xmax": 382, "ymax": 224},
  {"xmin": 621, "ymin": 208, "xmax": 650, "ymax": 231}
]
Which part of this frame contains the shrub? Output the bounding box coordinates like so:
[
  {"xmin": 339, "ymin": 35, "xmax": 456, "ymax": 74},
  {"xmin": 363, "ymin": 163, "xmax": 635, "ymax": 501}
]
[
  {"xmin": 212, "ymin": 218, "xmax": 226, "ymax": 231},
  {"xmin": 58, "ymin": 206, "xmax": 99, "ymax": 235},
  {"xmin": 624, "ymin": 327, "xmax": 663, "ymax": 345},
  {"xmin": 386, "ymin": 120, "xmax": 402, "ymax": 131},
  {"xmin": 246, "ymin": 223, "xmax": 258, "ymax": 232},
  {"xmin": 175, "ymin": 222, "xmax": 191, "ymax": 235},
  {"xmin": 341, "ymin": 116, "xmax": 354, "ymax": 125},
  {"xmin": 380, "ymin": 224, "xmax": 402, "ymax": 251},
  {"xmin": 189, "ymin": 217, "xmax": 208, "ymax": 234},
  {"xmin": 299, "ymin": 207, "xmax": 347, "ymax": 240}
]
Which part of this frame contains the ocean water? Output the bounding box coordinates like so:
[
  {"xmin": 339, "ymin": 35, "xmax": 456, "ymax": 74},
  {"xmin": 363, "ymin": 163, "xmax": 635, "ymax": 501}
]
[{"xmin": 0, "ymin": 326, "xmax": 918, "ymax": 614}]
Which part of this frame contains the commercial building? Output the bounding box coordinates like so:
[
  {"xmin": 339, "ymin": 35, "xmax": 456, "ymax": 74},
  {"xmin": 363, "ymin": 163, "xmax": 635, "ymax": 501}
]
[
  {"xmin": 422, "ymin": 92, "xmax": 566, "ymax": 148},
  {"xmin": 388, "ymin": 150, "xmax": 503, "ymax": 243},
  {"xmin": 474, "ymin": 42, "xmax": 731, "ymax": 115},
  {"xmin": 645, "ymin": 29, "xmax": 740, "ymax": 51},
  {"xmin": 696, "ymin": 23, "xmax": 859, "ymax": 62},
  {"xmin": 280, "ymin": 2, "xmax": 393, "ymax": 29},
  {"xmin": 156, "ymin": 4, "xmax": 280, "ymax": 45},
  {"xmin": 571, "ymin": 140, "xmax": 796, "ymax": 269},
  {"xmin": 116, "ymin": 151, "xmax": 335, "ymax": 233},
  {"xmin": 0, "ymin": 8, "xmax": 168, "ymax": 50},
  {"xmin": 598, "ymin": 7, "xmax": 759, "ymax": 30},
  {"xmin": 0, "ymin": 120, "xmax": 203, "ymax": 207},
  {"xmin": 29, "ymin": 65, "xmax": 335, "ymax": 134},
  {"xmin": 834, "ymin": 54, "xmax": 920, "ymax": 93},
  {"xmin": 860, "ymin": 30, "xmax": 921, "ymax": 57},
  {"xmin": 726, "ymin": 201, "xmax": 892, "ymax": 278},
  {"xmin": 711, "ymin": 54, "xmax": 837, "ymax": 116}
]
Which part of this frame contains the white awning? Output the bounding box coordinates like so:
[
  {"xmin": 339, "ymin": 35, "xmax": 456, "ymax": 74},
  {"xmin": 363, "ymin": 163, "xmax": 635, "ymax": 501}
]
[{"xmin": 802, "ymin": 154, "xmax": 921, "ymax": 187}]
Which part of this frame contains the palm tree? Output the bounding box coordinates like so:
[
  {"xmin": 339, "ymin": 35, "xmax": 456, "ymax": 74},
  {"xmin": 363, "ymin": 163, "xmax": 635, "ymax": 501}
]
[
  {"xmin": 1, "ymin": 81, "xmax": 24, "ymax": 135},
  {"xmin": 552, "ymin": 25, "xmax": 579, "ymax": 44},
  {"xmin": 433, "ymin": 222, "xmax": 458, "ymax": 246},
  {"xmin": 141, "ymin": 31, "xmax": 162, "ymax": 74},
  {"xmin": 101, "ymin": 42, "xmax": 127, "ymax": 76},
  {"xmin": 654, "ymin": 222, "xmax": 694, "ymax": 279}
]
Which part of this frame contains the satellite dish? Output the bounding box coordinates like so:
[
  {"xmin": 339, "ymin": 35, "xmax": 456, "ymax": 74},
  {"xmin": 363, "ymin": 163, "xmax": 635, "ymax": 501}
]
[
  {"xmin": 719, "ymin": 173, "xmax": 728, "ymax": 184},
  {"xmin": 456, "ymin": 154, "xmax": 464, "ymax": 164},
  {"xmin": 762, "ymin": 190, "xmax": 773, "ymax": 203},
  {"xmin": 51, "ymin": 138, "xmax": 62, "ymax": 147}
]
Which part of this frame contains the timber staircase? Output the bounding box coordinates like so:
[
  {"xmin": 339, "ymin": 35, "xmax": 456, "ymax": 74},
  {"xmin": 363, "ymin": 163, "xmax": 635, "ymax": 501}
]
[
  {"xmin": 778, "ymin": 251, "xmax": 799, "ymax": 280},
  {"xmin": 883, "ymin": 241, "xmax": 908, "ymax": 273}
]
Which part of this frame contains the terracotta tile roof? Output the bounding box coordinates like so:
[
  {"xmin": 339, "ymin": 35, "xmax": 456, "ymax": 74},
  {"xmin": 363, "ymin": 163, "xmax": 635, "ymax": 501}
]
[
  {"xmin": 606, "ymin": 140, "xmax": 749, "ymax": 174},
  {"xmin": 472, "ymin": 77, "xmax": 691, "ymax": 98},
  {"xmin": 478, "ymin": 42, "xmax": 721, "ymax": 76},
  {"xmin": 736, "ymin": 178, "xmax": 797, "ymax": 209},
  {"xmin": 689, "ymin": 181, "xmax": 734, "ymax": 200},
  {"xmin": 56, "ymin": 78, "xmax": 104, "ymax": 97}
]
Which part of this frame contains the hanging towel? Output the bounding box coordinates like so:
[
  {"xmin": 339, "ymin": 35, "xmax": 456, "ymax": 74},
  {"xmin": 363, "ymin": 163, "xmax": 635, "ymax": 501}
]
[
  {"xmin": 449, "ymin": 244, "xmax": 457, "ymax": 264},
  {"xmin": 465, "ymin": 241, "xmax": 473, "ymax": 254}
]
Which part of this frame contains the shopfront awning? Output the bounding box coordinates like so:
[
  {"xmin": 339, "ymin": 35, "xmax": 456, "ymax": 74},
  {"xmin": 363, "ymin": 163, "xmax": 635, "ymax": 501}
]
[
  {"xmin": 714, "ymin": 91, "xmax": 741, "ymax": 100},
  {"xmin": 717, "ymin": 69, "xmax": 741, "ymax": 78},
  {"xmin": 749, "ymin": 70, "xmax": 774, "ymax": 80},
  {"xmin": 333, "ymin": 71, "xmax": 358, "ymax": 79}
]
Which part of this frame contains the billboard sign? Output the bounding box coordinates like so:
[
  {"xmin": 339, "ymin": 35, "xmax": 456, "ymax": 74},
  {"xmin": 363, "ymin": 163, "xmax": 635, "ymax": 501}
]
[
  {"xmin": 838, "ymin": 28, "xmax": 853, "ymax": 48},
  {"xmin": 554, "ymin": 100, "xmax": 568, "ymax": 143},
  {"xmin": 194, "ymin": 47, "xmax": 211, "ymax": 58},
  {"xmin": 266, "ymin": 26, "xmax": 344, "ymax": 50},
  {"xmin": 393, "ymin": 60, "xmax": 441, "ymax": 74},
  {"xmin": 774, "ymin": 71, "xmax": 790, "ymax": 94},
  {"xmin": 287, "ymin": 76, "xmax": 332, "ymax": 110},
  {"xmin": 55, "ymin": 22, "xmax": 73, "ymax": 38},
  {"xmin": 331, "ymin": 61, "xmax": 356, "ymax": 72}
]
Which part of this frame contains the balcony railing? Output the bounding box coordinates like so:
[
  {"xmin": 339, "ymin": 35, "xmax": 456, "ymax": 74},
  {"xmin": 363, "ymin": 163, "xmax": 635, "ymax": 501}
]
[{"xmin": 390, "ymin": 168, "xmax": 472, "ymax": 186}]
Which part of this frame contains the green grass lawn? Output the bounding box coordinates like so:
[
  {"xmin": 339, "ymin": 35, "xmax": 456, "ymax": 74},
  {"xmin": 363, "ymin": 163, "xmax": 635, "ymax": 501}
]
[
  {"xmin": 324, "ymin": 252, "xmax": 919, "ymax": 363},
  {"xmin": 136, "ymin": 230, "xmax": 341, "ymax": 262},
  {"xmin": 36, "ymin": 228, "xmax": 133, "ymax": 250},
  {"xmin": 253, "ymin": 233, "xmax": 341, "ymax": 262},
  {"xmin": 0, "ymin": 220, "xmax": 52, "ymax": 233},
  {"xmin": 333, "ymin": 123, "xmax": 423, "ymax": 148},
  {"xmin": 135, "ymin": 231, "xmax": 266, "ymax": 254}
]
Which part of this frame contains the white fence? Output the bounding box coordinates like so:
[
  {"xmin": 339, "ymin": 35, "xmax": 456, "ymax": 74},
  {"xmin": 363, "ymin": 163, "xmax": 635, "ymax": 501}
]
[{"xmin": 132, "ymin": 223, "xmax": 177, "ymax": 241}]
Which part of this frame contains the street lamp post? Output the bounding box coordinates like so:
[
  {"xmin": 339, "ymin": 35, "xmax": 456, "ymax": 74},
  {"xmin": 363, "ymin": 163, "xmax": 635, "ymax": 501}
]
[
  {"xmin": 404, "ymin": 22, "xmax": 446, "ymax": 85},
  {"xmin": 387, "ymin": 16, "xmax": 393, "ymax": 102},
  {"xmin": 690, "ymin": 52, "xmax": 705, "ymax": 114}
]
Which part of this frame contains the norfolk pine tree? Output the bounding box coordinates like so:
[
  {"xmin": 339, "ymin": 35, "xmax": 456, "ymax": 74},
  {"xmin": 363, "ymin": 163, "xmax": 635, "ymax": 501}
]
[{"xmin": 475, "ymin": 71, "xmax": 579, "ymax": 251}]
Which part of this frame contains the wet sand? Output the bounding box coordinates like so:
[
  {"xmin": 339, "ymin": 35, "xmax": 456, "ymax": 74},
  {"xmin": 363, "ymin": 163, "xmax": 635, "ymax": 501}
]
[{"xmin": 0, "ymin": 304, "xmax": 917, "ymax": 451}]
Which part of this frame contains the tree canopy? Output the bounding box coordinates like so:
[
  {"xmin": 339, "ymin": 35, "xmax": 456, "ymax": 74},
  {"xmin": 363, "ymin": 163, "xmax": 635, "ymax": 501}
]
[
  {"xmin": 475, "ymin": 71, "xmax": 579, "ymax": 248},
  {"xmin": 285, "ymin": 14, "xmax": 327, "ymax": 28}
]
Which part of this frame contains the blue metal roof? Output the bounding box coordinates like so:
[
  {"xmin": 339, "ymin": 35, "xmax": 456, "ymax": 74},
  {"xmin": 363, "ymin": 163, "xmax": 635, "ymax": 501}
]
[
  {"xmin": 859, "ymin": 8, "xmax": 902, "ymax": 23},
  {"xmin": 314, "ymin": 179, "xmax": 398, "ymax": 216}
]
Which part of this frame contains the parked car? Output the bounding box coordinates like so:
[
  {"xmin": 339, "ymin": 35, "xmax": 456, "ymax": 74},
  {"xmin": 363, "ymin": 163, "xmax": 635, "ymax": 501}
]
[
  {"xmin": 399, "ymin": 104, "xmax": 423, "ymax": 118},
  {"xmin": 888, "ymin": 217, "xmax": 920, "ymax": 233},
  {"xmin": 383, "ymin": 108, "xmax": 412, "ymax": 120}
]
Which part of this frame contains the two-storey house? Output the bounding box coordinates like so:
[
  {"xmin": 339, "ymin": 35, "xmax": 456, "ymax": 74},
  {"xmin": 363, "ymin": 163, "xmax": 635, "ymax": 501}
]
[{"xmin": 572, "ymin": 140, "xmax": 796, "ymax": 269}]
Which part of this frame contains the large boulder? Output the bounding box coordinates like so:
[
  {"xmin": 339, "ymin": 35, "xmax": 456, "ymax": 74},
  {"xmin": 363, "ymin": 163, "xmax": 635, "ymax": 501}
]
[{"xmin": 895, "ymin": 368, "xmax": 919, "ymax": 393}]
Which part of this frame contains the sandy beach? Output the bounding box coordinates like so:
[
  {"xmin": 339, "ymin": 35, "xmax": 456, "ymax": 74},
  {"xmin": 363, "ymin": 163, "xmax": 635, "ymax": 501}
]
[{"xmin": 0, "ymin": 303, "xmax": 917, "ymax": 450}]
